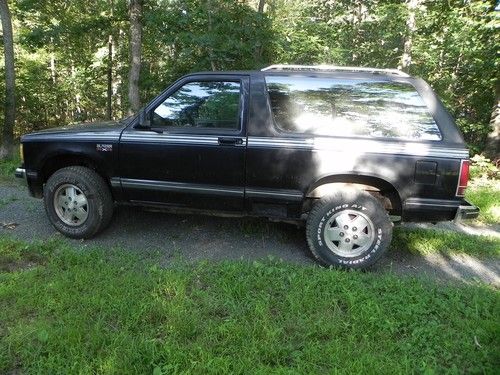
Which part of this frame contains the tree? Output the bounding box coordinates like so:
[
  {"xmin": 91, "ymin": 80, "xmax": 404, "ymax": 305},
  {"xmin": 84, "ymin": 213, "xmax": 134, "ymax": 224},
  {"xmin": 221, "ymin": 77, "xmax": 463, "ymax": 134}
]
[
  {"xmin": 401, "ymin": 0, "xmax": 419, "ymax": 72},
  {"xmin": 484, "ymin": 81, "xmax": 500, "ymax": 160},
  {"xmin": 0, "ymin": 0, "xmax": 15, "ymax": 159},
  {"xmin": 128, "ymin": 0, "xmax": 142, "ymax": 114},
  {"xmin": 258, "ymin": 0, "xmax": 265, "ymax": 13},
  {"xmin": 0, "ymin": 0, "xmax": 497, "ymax": 157}
]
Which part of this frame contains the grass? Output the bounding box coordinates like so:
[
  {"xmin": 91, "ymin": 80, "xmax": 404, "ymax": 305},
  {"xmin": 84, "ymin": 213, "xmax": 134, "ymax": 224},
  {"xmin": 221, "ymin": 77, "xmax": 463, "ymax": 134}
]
[
  {"xmin": 391, "ymin": 227, "xmax": 500, "ymax": 257},
  {"xmin": 0, "ymin": 154, "xmax": 20, "ymax": 180},
  {"xmin": 1, "ymin": 237, "xmax": 499, "ymax": 374},
  {"xmin": 466, "ymin": 180, "xmax": 500, "ymax": 225}
]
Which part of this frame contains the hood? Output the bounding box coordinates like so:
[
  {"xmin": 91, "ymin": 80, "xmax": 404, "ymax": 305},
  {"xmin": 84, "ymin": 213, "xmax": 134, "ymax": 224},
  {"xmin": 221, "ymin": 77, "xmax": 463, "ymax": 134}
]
[{"xmin": 21, "ymin": 118, "xmax": 132, "ymax": 142}]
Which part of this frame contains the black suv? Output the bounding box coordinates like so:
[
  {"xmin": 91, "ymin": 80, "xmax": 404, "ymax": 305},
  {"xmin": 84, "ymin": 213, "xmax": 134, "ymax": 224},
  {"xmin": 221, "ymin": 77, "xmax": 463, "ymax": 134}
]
[{"xmin": 16, "ymin": 65, "xmax": 479, "ymax": 268}]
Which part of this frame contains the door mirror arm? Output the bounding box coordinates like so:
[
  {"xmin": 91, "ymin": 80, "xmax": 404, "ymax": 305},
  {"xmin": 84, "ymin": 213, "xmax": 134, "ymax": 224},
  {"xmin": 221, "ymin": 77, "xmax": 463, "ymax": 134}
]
[
  {"xmin": 136, "ymin": 109, "xmax": 152, "ymax": 129},
  {"xmin": 136, "ymin": 109, "xmax": 163, "ymax": 133},
  {"xmin": 138, "ymin": 109, "xmax": 151, "ymax": 129}
]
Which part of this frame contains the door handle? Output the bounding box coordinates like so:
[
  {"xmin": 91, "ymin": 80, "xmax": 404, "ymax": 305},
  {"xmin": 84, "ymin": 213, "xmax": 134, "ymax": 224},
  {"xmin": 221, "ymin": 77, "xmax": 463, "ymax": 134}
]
[{"xmin": 218, "ymin": 137, "xmax": 244, "ymax": 146}]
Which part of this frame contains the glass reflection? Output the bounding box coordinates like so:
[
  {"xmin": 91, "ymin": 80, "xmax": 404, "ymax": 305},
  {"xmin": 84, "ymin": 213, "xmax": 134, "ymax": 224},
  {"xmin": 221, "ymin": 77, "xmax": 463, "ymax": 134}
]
[
  {"xmin": 266, "ymin": 76, "xmax": 441, "ymax": 140},
  {"xmin": 153, "ymin": 81, "xmax": 241, "ymax": 129}
]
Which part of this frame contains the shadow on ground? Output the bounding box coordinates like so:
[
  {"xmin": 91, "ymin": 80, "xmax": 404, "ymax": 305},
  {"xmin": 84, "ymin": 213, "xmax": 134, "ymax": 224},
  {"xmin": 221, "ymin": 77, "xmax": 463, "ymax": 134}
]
[{"xmin": 0, "ymin": 184, "xmax": 498, "ymax": 286}]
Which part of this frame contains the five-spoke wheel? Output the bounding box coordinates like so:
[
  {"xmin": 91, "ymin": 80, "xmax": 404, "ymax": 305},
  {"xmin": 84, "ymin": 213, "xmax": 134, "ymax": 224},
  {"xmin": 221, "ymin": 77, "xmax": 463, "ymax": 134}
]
[
  {"xmin": 306, "ymin": 189, "xmax": 393, "ymax": 269},
  {"xmin": 53, "ymin": 184, "xmax": 89, "ymax": 226},
  {"xmin": 44, "ymin": 166, "xmax": 114, "ymax": 238},
  {"xmin": 324, "ymin": 210, "xmax": 375, "ymax": 257}
]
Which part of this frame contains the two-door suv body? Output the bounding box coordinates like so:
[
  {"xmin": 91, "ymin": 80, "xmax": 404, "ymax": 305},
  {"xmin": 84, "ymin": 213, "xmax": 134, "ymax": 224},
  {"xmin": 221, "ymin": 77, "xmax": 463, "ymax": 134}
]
[{"xmin": 16, "ymin": 65, "xmax": 479, "ymax": 268}]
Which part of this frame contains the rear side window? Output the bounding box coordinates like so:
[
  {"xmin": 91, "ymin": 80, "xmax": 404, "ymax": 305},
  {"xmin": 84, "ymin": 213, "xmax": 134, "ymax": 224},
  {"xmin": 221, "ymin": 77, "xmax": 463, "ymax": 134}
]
[{"xmin": 265, "ymin": 76, "xmax": 441, "ymax": 140}]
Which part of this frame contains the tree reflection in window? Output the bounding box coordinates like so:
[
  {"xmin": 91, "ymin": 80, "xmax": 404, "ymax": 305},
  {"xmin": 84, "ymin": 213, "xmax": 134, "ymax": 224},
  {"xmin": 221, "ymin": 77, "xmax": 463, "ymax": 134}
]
[
  {"xmin": 266, "ymin": 77, "xmax": 441, "ymax": 140},
  {"xmin": 153, "ymin": 81, "xmax": 241, "ymax": 130}
]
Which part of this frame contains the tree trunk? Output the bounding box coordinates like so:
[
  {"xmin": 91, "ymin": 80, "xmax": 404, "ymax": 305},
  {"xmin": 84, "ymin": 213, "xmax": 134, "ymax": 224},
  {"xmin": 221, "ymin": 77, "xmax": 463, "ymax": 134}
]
[
  {"xmin": 206, "ymin": 0, "xmax": 217, "ymax": 71},
  {"xmin": 351, "ymin": 1, "xmax": 367, "ymax": 64},
  {"xmin": 128, "ymin": 0, "xmax": 142, "ymax": 114},
  {"xmin": 484, "ymin": 81, "xmax": 500, "ymax": 160},
  {"xmin": 258, "ymin": 0, "xmax": 265, "ymax": 13},
  {"xmin": 106, "ymin": 33, "xmax": 113, "ymax": 120},
  {"xmin": 253, "ymin": 0, "xmax": 266, "ymax": 62},
  {"xmin": 401, "ymin": 0, "xmax": 419, "ymax": 72},
  {"xmin": 50, "ymin": 38, "xmax": 56, "ymax": 85},
  {"xmin": 0, "ymin": 0, "xmax": 15, "ymax": 159}
]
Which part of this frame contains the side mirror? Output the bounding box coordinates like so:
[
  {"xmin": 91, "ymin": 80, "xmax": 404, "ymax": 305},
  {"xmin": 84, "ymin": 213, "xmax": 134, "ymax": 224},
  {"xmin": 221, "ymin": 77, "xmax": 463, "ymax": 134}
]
[{"xmin": 137, "ymin": 109, "xmax": 151, "ymax": 128}]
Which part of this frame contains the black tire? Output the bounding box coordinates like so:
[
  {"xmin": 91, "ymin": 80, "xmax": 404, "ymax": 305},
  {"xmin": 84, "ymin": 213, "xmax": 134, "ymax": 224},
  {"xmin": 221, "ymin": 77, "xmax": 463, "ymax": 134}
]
[
  {"xmin": 43, "ymin": 166, "xmax": 114, "ymax": 239},
  {"xmin": 306, "ymin": 189, "xmax": 392, "ymax": 269}
]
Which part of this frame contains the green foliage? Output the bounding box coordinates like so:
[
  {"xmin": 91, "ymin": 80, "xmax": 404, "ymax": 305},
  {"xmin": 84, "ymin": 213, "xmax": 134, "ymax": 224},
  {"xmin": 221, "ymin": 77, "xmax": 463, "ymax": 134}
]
[
  {"xmin": 466, "ymin": 156, "xmax": 500, "ymax": 224},
  {"xmin": 0, "ymin": 236, "xmax": 498, "ymax": 373},
  {"xmin": 470, "ymin": 154, "xmax": 499, "ymax": 180},
  {"xmin": 0, "ymin": 152, "xmax": 20, "ymax": 180},
  {"xmin": 1, "ymin": 0, "xmax": 498, "ymax": 154},
  {"xmin": 466, "ymin": 183, "xmax": 500, "ymax": 225}
]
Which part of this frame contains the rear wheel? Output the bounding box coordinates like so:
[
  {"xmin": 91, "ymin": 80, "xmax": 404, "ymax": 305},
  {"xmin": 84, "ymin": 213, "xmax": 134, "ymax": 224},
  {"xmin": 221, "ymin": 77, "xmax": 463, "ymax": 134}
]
[
  {"xmin": 306, "ymin": 189, "xmax": 392, "ymax": 269},
  {"xmin": 44, "ymin": 166, "xmax": 114, "ymax": 239}
]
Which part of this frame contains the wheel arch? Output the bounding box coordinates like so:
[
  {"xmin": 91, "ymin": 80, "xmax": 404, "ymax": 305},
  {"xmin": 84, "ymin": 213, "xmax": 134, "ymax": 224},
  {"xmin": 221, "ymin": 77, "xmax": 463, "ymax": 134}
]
[
  {"xmin": 39, "ymin": 152, "xmax": 112, "ymax": 189},
  {"xmin": 305, "ymin": 174, "xmax": 402, "ymax": 215}
]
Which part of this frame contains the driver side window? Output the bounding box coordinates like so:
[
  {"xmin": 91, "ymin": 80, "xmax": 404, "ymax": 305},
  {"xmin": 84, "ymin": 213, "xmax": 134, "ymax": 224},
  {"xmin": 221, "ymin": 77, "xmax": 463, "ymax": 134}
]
[{"xmin": 152, "ymin": 81, "xmax": 241, "ymax": 130}]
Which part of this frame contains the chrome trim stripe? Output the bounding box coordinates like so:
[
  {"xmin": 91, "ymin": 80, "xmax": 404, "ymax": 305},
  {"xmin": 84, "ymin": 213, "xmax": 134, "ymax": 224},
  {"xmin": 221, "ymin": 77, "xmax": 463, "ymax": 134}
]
[
  {"xmin": 110, "ymin": 177, "xmax": 121, "ymax": 188},
  {"xmin": 118, "ymin": 178, "xmax": 303, "ymax": 201},
  {"xmin": 120, "ymin": 178, "xmax": 244, "ymax": 197},
  {"xmin": 24, "ymin": 134, "xmax": 119, "ymax": 142},
  {"xmin": 405, "ymin": 202, "xmax": 459, "ymax": 208},
  {"xmin": 404, "ymin": 198, "xmax": 462, "ymax": 209},
  {"xmin": 121, "ymin": 133, "xmax": 247, "ymax": 146},
  {"xmin": 246, "ymin": 188, "xmax": 303, "ymax": 201},
  {"xmin": 248, "ymin": 137, "xmax": 469, "ymax": 159}
]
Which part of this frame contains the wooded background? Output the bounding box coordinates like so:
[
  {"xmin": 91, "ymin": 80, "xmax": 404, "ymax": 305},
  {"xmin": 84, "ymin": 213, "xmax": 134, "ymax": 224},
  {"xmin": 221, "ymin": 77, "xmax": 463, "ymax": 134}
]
[{"xmin": 0, "ymin": 0, "xmax": 499, "ymax": 157}]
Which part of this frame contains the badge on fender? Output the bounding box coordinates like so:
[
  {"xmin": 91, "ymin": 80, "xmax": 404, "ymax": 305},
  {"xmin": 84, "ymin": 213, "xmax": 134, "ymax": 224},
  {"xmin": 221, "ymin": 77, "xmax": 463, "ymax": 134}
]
[{"xmin": 96, "ymin": 144, "xmax": 113, "ymax": 152}]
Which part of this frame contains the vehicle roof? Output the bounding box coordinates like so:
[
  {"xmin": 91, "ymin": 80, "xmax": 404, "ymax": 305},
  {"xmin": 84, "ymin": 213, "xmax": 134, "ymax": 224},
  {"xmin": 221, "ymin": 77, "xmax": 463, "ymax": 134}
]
[{"xmin": 187, "ymin": 69, "xmax": 415, "ymax": 81}]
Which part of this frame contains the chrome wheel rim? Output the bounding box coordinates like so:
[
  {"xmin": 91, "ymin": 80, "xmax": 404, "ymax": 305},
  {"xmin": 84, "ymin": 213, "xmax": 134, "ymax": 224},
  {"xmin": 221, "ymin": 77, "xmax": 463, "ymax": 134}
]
[
  {"xmin": 324, "ymin": 210, "xmax": 375, "ymax": 257},
  {"xmin": 53, "ymin": 184, "xmax": 89, "ymax": 226}
]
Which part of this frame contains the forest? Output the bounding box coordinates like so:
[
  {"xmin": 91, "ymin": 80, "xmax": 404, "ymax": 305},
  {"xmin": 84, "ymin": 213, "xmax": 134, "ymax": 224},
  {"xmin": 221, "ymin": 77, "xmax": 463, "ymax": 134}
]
[{"xmin": 0, "ymin": 0, "xmax": 498, "ymax": 158}]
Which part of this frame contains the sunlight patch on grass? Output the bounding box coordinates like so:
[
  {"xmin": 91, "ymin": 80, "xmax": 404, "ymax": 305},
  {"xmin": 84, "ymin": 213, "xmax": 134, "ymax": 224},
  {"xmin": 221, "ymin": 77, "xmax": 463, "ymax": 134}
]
[
  {"xmin": 392, "ymin": 227, "xmax": 500, "ymax": 257},
  {"xmin": 466, "ymin": 182, "xmax": 500, "ymax": 225}
]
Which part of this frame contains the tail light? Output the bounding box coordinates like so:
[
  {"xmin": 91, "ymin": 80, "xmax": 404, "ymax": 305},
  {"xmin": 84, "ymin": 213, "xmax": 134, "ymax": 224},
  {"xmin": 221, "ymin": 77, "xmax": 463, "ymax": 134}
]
[{"xmin": 455, "ymin": 160, "xmax": 469, "ymax": 197}]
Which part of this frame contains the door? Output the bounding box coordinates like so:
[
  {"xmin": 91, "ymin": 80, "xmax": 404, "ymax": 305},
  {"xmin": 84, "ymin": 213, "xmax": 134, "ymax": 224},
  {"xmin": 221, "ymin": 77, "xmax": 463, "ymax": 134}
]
[{"xmin": 119, "ymin": 75, "xmax": 248, "ymax": 211}]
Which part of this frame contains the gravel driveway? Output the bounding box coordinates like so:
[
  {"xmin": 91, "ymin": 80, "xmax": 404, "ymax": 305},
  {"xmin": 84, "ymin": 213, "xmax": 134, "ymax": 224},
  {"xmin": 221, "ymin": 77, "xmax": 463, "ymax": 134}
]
[{"xmin": 1, "ymin": 180, "xmax": 499, "ymax": 286}]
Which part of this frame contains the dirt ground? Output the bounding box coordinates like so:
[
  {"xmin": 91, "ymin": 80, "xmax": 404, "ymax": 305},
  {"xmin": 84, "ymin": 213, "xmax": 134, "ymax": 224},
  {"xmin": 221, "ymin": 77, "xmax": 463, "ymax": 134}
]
[{"xmin": 1, "ymin": 181, "xmax": 498, "ymax": 286}]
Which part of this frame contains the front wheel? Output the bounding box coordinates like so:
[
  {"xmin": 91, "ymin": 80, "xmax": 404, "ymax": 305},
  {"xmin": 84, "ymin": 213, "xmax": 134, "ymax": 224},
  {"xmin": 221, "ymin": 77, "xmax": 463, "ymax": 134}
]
[
  {"xmin": 43, "ymin": 166, "xmax": 114, "ymax": 239},
  {"xmin": 306, "ymin": 189, "xmax": 392, "ymax": 269}
]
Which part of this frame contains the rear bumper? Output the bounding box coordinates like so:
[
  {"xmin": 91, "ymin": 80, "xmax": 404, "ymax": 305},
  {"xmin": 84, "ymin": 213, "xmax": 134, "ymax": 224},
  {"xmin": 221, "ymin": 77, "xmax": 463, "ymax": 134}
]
[
  {"xmin": 403, "ymin": 198, "xmax": 479, "ymax": 222},
  {"xmin": 454, "ymin": 202, "xmax": 480, "ymax": 221}
]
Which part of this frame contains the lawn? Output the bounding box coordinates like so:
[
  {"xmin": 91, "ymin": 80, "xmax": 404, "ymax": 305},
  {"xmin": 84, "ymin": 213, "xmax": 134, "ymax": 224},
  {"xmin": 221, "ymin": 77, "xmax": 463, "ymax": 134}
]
[
  {"xmin": 466, "ymin": 181, "xmax": 500, "ymax": 225},
  {"xmin": 0, "ymin": 237, "xmax": 499, "ymax": 374},
  {"xmin": 391, "ymin": 226, "xmax": 500, "ymax": 257},
  {"xmin": 0, "ymin": 158, "xmax": 498, "ymax": 373}
]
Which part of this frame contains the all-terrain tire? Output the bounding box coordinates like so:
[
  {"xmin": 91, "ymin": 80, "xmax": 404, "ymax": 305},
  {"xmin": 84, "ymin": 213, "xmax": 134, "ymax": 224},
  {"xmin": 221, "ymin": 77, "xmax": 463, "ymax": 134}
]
[
  {"xmin": 43, "ymin": 166, "xmax": 114, "ymax": 239},
  {"xmin": 306, "ymin": 189, "xmax": 392, "ymax": 269}
]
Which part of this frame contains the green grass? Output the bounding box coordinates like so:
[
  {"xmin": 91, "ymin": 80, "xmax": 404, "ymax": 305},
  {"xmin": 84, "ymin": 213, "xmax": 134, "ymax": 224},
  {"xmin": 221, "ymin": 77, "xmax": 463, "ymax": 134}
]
[
  {"xmin": 391, "ymin": 227, "xmax": 500, "ymax": 257},
  {"xmin": 1, "ymin": 237, "xmax": 499, "ymax": 374},
  {"xmin": 0, "ymin": 154, "xmax": 21, "ymax": 182},
  {"xmin": 466, "ymin": 182, "xmax": 500, "ymax": 225}
]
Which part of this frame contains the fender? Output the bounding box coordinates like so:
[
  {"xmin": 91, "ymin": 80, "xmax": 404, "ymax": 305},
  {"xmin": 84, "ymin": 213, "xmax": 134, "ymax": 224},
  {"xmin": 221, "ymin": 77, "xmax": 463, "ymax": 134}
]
[{"xmin": 306, "ymin": 172, "xmax": 403, "ymax": 214}]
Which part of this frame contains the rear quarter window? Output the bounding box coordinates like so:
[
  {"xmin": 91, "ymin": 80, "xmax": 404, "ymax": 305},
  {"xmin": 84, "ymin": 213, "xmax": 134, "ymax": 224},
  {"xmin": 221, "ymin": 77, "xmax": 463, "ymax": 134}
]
[{"xmin": 265, "ymin": 76, "xmax": 442, "ymax": 141}]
